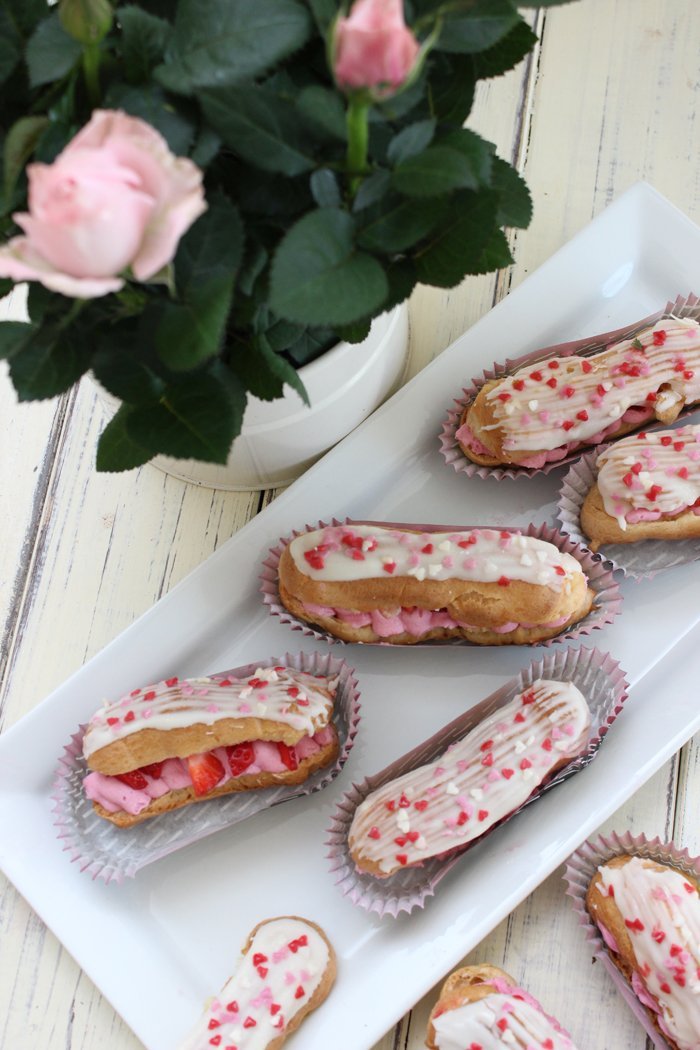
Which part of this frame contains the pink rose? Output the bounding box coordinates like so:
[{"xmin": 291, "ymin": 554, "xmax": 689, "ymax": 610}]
[
  {"xmin": 0, "ymin": 110, "xmax": 206, "ymax": 298},
  {"xmin": 334, "ymin": 0, "xmax": 420, "ymax": 97}
]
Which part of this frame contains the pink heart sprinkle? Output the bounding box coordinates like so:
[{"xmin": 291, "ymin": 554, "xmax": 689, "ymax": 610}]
[
  {"xmin": 456, "ymin": 760, "xmax": 469, "ymax": 772},
  {"xmin": 272, "ymin": 949, "xmax": 287, "ymax": 963},
  {"xmin": 239, "ymin": 703, "xmax": 251, "ymax": 713},
  {"xmin": 284, "ymin": 972, "xmax": 295, "ymax": 985}
]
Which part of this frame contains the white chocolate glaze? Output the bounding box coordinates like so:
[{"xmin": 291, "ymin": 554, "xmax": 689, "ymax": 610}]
[
  {"xmin": 83, "ymin": 667, "xmax": 336, "ymax": 760},
  {"xmin": 289, "ymin": 525, "xmax": 583, "ymax": 592},
  {"xmin": 178, "ymin": 917, "xmax": 331, "ymax": 1050},
  {"xmin": 596, "ymin": 424, "xmax": 700, "ymax": 529},
  {"xmin": 433, "ymin": 986, "xmax": 577, "ymax": 1050},
  {"xmin": 597, "ymin": 857, "xmax": 700, "ymax": 1050},
  {"xmin": 482, "ymin": 318, "xmax": 700, "ymax": 454},
  {"xmin": 350, "ymin": 680, "xmax": 590, "ymax": 876}
]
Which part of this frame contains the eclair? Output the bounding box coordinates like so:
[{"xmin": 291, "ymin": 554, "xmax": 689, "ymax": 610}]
[
  {"xmin": 580, "ymin": 424, "xmax": 700, "ymax": 549},
  {"xmin": 426, "ymin": 964, "xmax": 580, "ymax": 1049},
  {"xmin": 349, "ymin": 679, "xmax": 590, "ymax": 877},
  {"xmin": 178, "ymin": 916, "xmax": 336, "ymax": 1050},
  {"xmin": 277, "ymin": 524, "xmax": 593, "ymax": 645},
  {"xmin": 82, "ymin": 666, "xmax": 340, "ymax": 827},
  {"xmin": 586, "ymin": 855, "xmax": 700, "ymax": 1050},
  {"xmin": 458, "ymin": 317, "xmax": 700, "ymax": 469}
]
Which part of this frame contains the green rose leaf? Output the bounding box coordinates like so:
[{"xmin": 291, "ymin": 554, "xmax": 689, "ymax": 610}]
[
  {"xmin": 437, "ymin": 0, "xmax": 519, "ymax": 55},
  {"xmin": 425, "ymin": 54, "xmax": 476, "ymax": 125},
  {"xmin": 387, "ymin": 119, "xmax": 436, "ymax": 166},
  {"xmin": 0, "ymin": 320, "xmax": 33, "ymax": 360},
  {"xmin": 383, "ymin": 258, "xmax": 418, "ymax": 312},
  {"xmin": 96, "ymin": 404, "xmax": 154, "ymax": 472},
  {"xmin": 155, "ymin": 0, "xmax": 312, "ymax": 94},
  {"xmin": 156, "ymin": 195, "xmax": 244, "ymax": 371},
  {"xmin": 230, "ymin": 332, "xmax": 309, "ymax": 404},
  {"xmin": 333, "ymin": 318, "xmax": 372, "ymax": 344},
  {"xmin": 297, "ymin": 86, "xmax": 347, "ymax": 142},
  {"xmin": 9, "ymin": 325, "xmax": 92, "ymax": 400},
  {"xmin": 353, "ymin": 170, "xmax": 391, "ymax": 212},
  {"xmin": 269, "ymin": 208, "xmax": 388, "ymax": 326},
  {"xmin": 92, "ymin": 338, "xmax": 165, "ymax": 404},
  {"xmin": 491, "ymin": 156, "xmax": 532, "ymax": 227},
  {"xmin": 199, "ymin": 84, "xmax": 316, "ymax": 176},
  {"xmin": 415, "ymin": 189, "xmax": 499, "ymax": 287},
  {"xmin": 3, "ymin": 0, "xmax": 48, "ymax": 37},
  {"xmin": 472, "ymin": 17, "xmax": 538, "ymax": 79},
  {"xmin": 470, "ymin": 228, "xmax": 514, "ymax": 273},
  {"xmin": 117, "ymin": 5, "xmax": 172, "ymax": 83},
  {"xmin": 104, "ymin": 82, "xmax": 194, "ymax": 155},
  {"xmin": 310, "ymin": 169, "xmax": 341, "ymax": 209},
  {"xmin": 4, "ymin": 116, "xmax": 49, "ymax": 202},
  {"xmin": 26, "ymin": 12, "xmax": 82, "ymax": 88},
  {"xmin": 358, "ymin": 194, "xmax": 449, "ymax": 253},
  {"xmin": 392, "ymin": 130, "xmax": 492, "ymax": 197},
  {"xmin": 126, "ymin": 368, "xmax": 243, "ymax": 463},
  {"xmin": 281, "ymin": 326, "xmax": 336, "ymax": 367}
]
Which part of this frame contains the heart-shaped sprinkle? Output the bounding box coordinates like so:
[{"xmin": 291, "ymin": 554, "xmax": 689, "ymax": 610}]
[
  {"xmin": 295, "ymin": 986, "xmax": 305, "ymax": 999},
  {"xmin": 478, "ymin": 810, "xmax": 489, "ymax": 821},
  {"xmin": 243, "ymin": 1017, "xmax": 257, "ymax": 1028},
  {"xmin": 368, "ymin": 826, "xmax": 381, "ymax": 839},
  {"xmin": 253, "ymin": 953, "xmax": 268, "ymax": 966}
]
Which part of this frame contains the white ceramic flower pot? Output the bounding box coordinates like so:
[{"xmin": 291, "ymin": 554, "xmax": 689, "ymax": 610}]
[{"xmin": 93, "ymin": 302, "xmax": 410, "ymax": 490}]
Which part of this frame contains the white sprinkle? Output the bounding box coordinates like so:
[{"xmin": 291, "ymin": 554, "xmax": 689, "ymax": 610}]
[
  {"xmin": 362, "ymin": 539, "xmax": 374, "ymax": 551},
  {"xmin": 528, "ymin": 400, "xmax": 539, "ymax": 411},
  {"xmin": 609, "ymin": 404, "xmax": 622, "ymax": 418},
  {"xmin": 438, "ymin": 540, "xmax": 452, "ymax": 552},
  {"xmin": 537, "ymin": 571, "xmax": 550, "ymax": 584},
  {"xmin": 239, "ymin": 686, "xmax": 253, "ymax": 699},
  {"xmin": 520, "ymin": 554, "xmax": 533, "ymax": 567},
  {"xmin": 470, "ymin": 788, "xmax": 484, "ymax": 800},
  {"xmin": 485, "ymin": 561, "xmax": 497, "ymax": 574},
  {"xmin": 554, "ymin": 740, "xmax": 570, "ymax": 751},
  {"xmin": 256, "ymin": 667, "xmax": 278, "ymax": 682},
  {"xmin": 445, "ymin": 782, "xmax": 459, "ymax": 795},
  {"xmin": 522, "ymin": 769, "xmax": 534, "ymax": 780},
  {"xmin": 256, "ymin": 703, "xmax": 266, "ymax": 715},
  {"xmin": 602, "ymin": 381, "xmax": 613, "ymax": 391},
  {"xmin": 504, "ymin": 402, "xmax": 515, "ymax": 415},
  {"xmin": 396, "ymin": 811, "xmax": 410, "ymax": 832},
  {"xmin": 409, "ymin": 567, "xmax": 427, "ymax": 581},
  {"xmin": 526, "ymin": 735, "xmax": 535, "ymax": 746},
  {"xmin": 536, "ymin": 550, "xmax": 548, "ymax": 563},
  {"xmin": 428, "ymin": 563, "xmax": 442, "ymax": 577},
  {"xmin": 502, "ymin": 1030, "xmax": 516, "ymax": 1044},
  {"xmin": 623, "ymin": 456, "xmax": 636, "ymax": 465},
  {"xmin": 415, "ymin": 835, "xmax": 427, "ymax": 850},
  {"xmin": 514, "ymin": 740, "xmax": 526, "ymax": 754}
]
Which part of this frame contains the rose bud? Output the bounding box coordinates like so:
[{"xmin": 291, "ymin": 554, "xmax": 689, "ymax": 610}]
[
  {"xmin": 0, "ymin": 109, "xmax": 206, "ymax": 299},
  {"xmin": 333, "ymin": 0, "xmax": 420, "ymax": 99}
]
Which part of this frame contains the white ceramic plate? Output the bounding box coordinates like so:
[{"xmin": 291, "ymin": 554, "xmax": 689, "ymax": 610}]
[{"xmin": 2, "ymin": 182, "xmax": 700, "ymax": 1050}]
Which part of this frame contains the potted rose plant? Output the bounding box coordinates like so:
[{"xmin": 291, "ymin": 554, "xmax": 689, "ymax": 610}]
[{"xmin": 0, "ymin": 0, "xmax": 573, "ymax": 482}]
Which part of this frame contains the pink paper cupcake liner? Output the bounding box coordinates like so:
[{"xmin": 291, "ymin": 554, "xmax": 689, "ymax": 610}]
[
  {"xmin": 564, "ymin": 830, "xmax": 700, "ymax": 1050},
  {"xmin": 440, "ymin": 293, "xmax": 700, "ymax": 481},
  {"xmin": 260, "ymin": 518, "xmax": 623, "ymax": 648},
  {"xmin": 326, "ymin": 646, "xmax": 628, "ymax": 918},
  {"xmin": 51, "ymin": 651, "xmax": 361, "ymax": 884},
  {"xmin": 557, "ymin": 446, "xmax": 700, "ymax": 580}
]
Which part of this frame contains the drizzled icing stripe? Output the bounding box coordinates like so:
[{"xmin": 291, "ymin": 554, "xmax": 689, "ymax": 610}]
[
  {"xmin": 289, "ymin": 525, "xmax": 583, "ymax": 593},
  {"xmin": 350, "ymin": 680, "xmax": 590, "ymax": 876},
  {"xmin": 597, "ymin": 858, "xmax": 700, "ymax": 1050},
  {"xmin": 178, "ymin": 917, "xmax": 331, "ymax": 1050},
  {"xmin": 432, "ymin": 990, "xmax": 577, "ymax": 1050},
  {"xmin": 596, "ymin": 424, "xmax": 700, "ymax": 529},
  {"xmin": 482, "ymin": 318, "xmax": 700, "ymax": 453},
  {"xmin": 83, "ymin": 667, "xmax": 336, "ymax": 759}
]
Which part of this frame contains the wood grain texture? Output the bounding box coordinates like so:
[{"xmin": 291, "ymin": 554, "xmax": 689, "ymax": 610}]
[{"xmin": 1, "ymin": 3, "xmax": 700, "ymax": 1049}]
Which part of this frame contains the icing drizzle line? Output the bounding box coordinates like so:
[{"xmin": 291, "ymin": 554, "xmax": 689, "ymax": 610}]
[{"xmin": 432, "ymin": 984, "xmax": 578, "ymax": 1050}]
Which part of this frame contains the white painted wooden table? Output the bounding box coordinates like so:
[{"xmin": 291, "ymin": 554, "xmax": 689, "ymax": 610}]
[{"xmin": 1, "ymin": 2, "xmax": 699, "ymax": 1048}]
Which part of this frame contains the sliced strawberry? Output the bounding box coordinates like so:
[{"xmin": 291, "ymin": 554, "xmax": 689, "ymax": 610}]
[
  {"xmin": 277, "ymin": 742, "xmax": 298, "ymax": 771},
  {"xmin": 115, "ymin": 769, "xmax": 148, "ymax": 790},
  {"xmin": 227, "ymin": 742, "xmax": 255, "ymax": 777},
  {"xmin": 187, "ymin": 752, "xmax": 225, "ymax": 796},
  {"xmin": 140, "ymin": 762, "xmax": 164, "ymax": 779}
]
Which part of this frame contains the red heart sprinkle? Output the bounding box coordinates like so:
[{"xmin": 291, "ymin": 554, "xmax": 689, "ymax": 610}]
[
  {"xmin": 646, "ymin": 391, "xmax": 657, "ymax": 402},
  {"xmin": 652, "ymin": 929, "xmax": 665, "ymax": 943},
  {"xmin": 257, "ymin": 966, "xmax": 268, "ymax": 978},
  {"xmin": 368, "ymin": 826, "xmax": 381, "ymax": 839},
  {"xmin": 351, "ymin": 550, "xmax": 365, "ymax": 560},
  {"xmin": 107, "ymin": 717, "xmax": 119, "ymax": 726},
  {"xmin": 414, "ymin": 800, "xmax": 429, "ymax": 811},
  {"xmin": 406, "ymin": 831, "xmax": 420, "ymax": 843},
  {"xmin": 562, "ymin": 420, "xmax": 575, "ymax": 431},
  {"xmin": 295, "ymin": 986, "xmax": 305, "ymax": 999},
  {"xmin": 502, "ymin": 768, "xmax": 514, "ymax": 779},
  {"xmin": 270, "ymin": 1004, "xmax": 281, "ymax": 1015},
  {"xmin": 497, "ymin": 1018, "xmax": 508, "ymax": 1031},
  {"xmin": 543, "ymin": 1041, "xmax": 555, "ymax": 1049},
  {"xmin": 674, "ymin": 441, "xmax": 686, "ymax": 451},
  {"xmin": 396, "ymin": 853, "xmax": 408, "ymax": 865},
  {"xmin": 252, "ymin": 953, "xmax": 268, "ymax": 966},
  {"xmin": 394, "ymin": 836, "xmax": 407, "ymax": 847},
  {"xmin": 480, "ymin": 740, "xmax": 493, "ymax": 751},
  {"xmin": 385, "ymin": 800, "xmax": 396, "ymax": 812},
  {"xmin": 554, "ymin": 565, "xmax": 566, "ymax": 576},
  {"xmin": 674, "ymin": 974, "xmax": 686, "ymax": 987},
  {"xmin": 208, "ymin": 1019, "xmax": 220, "ymax": 1029},
  {"xmin": 478, "ymin": 809, "xmax": 489, "ymax": 821},
  {"xmin": 209, "ymin": 1038, "xmax": 221, "ymax": 1047},
  {"xmin": 622, "ymin": 472, "xmax": 634, "ymax": 488},
  {"xmin": 399, "ymin": 793, "xmax": 411, "ymax": 808},
  {"xmin": 547, "ymin": 360, "xmax": 559, "ymax": 369},
  {"xmin": 541, "ymin": 738, "xmax": 553, "ymax": 751},
  {"xmin": 625, "ymin": 918, "xmax": 644, "ymax": 932},
  {"xmin": 514, "ymin": 712, "xmax": 526, "ymax": 723},
  {"xmin": 144, "ymin": 691, "xmax": 156, "ymax": 701},
  {"xmin": 521, "ymin": 690, "xmax": 536, "ymax": 704},
  {"xmin": 631, "ymin": 462, "xmax": 642, "ymax": 474},
  {"xmin": 678, "ymin": 466, "xmax": 689, "ymax": 479},
  {"xmin": 218, "ymin": 679, "xmax": 232, "ymax": 686},
  {"xmin": 597, "ymin": 384, "xmax": 607, "ymax": 396},
  {"xmin": 226, "ymin": 1001, "xmax": 238, "ymax": 1013},
  {"xmin": 562, "ymin": 385, "xmax": 575, "ymax": 398},
  {"xmin": 513, "ymin": 379, "xmax": 525, "ymax": 391},
  {"xmin": 482, "ymin": 752, "xmax": 494, "ymax": 767},
  {"xmin": 457, "ymin": 812, "xmax": 469, "ymax": 825},
  {"xmin": 124, "ymin": 710, "xmax": 135, "ymax": 722},
  {"xmin": 684, "ymin": 369, "xmax": 694, "ymax": 380},
  {"xmin": 670, "ymin": 943, "xmax": 683, "ymax": 957},
  {"xmin": 287, "ymin": 687, "xmax": 299, "ymax": 698},
  {"xmin": 130, "ymin": 689, "xmax": 141, "ymax": 696},
  {"xmin": 546, "ymin": 377, "xmax": 557, "ymax": 388},
  {"xmin": 497, "ymin": 575, "xmax": 510, "ymax": 586},
  {"xmin": 497, "ymin": 392, "xmax": 511, "ymax": 402},
  {"xmin": 421, "ymin": 543, "xmax": 434, "ymax": 554},
  {"xmin": 520, "ymin": 758, "xmax": 532, "ymax": 770},
  {"xmin": 243, "ymin": 1017, "xmax": 257, "ymax": 1028},
  {"xmin": 581, "ymin": 360, "xmax": 592, "ymax": 373},
  {"xmin": 653, "ymin": 330, "xmax": 667, "ymax": 345},
  {"xmin": 383, "ymin": 561, "xmax": 396, "ymax": 574},
  {"xmin": 684, "ymin": 882, "xmax": 695, "ymax": 893},
  {"xmin": 530, "ymin": 370, "xmax": 543, "ymax": 381},
  {"xmin": 165, "ymin": 677, "xmax": 178, "ymax": 687},
  {"xmin": 576, "ymin": 410, "xmax": 589, "ymax": 421},
  {"xmin": 660, "ymin": 982, "xmax": 671, "ymax": 994},
  {"xmin": 661, "ymin": 436, "xmax": 673, "ymax": 446}
]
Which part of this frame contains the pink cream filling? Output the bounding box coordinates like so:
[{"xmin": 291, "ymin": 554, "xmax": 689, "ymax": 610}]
[
  {"xmin": 84, "ymin": 727, "xmax": 334, "ymax": 815},
  {"xmin": 625, "ymin": 502, "xmax": 700, "ymax": 524},
  {"xmin": 597, "ymin": 920, "xmax": 620, "ymax": 954},
  {"xmin": 457, "ymin": 405, "xmax": 654, "ymax": 467},
  {"xmin": 303, "ymin": 602, "xmax": 571, "ymax": 638}
]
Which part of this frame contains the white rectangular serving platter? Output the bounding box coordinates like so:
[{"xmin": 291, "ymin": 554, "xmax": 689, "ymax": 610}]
[{"xmin": 2, "ymin": 181, "xmax": 700, "ymax": 1050}]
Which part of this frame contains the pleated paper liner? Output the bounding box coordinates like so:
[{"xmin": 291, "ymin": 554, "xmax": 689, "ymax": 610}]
[
  {"xmin": 52, "ymin": 651, "xmax": 361, "ymax": 884},
  {"xmin": 440, "ymin": 293, "xmax": 700, "ymax": 481},
  {"xmin": 564, "ymin": 831, "xmax": 700, "ymax": 1050},
  {"xmin": 557, "ymin": 445, "xmax": 700, "ymax": 580},
  {"xmin": 260, "ymin": 518, "xmax": 623, "ymax": 648},
  {"xmin": 326, "ymin": 646, "xmax": 628, "ymax": 918}
]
